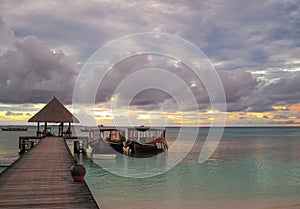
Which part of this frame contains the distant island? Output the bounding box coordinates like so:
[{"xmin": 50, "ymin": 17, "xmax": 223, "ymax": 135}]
[{"xmin": 1, "ymin": 125, "xmax": 28, "ymax": 131}]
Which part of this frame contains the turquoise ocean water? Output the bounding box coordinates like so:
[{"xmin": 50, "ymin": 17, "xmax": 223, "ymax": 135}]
[{"xmin": 1, "ymin": 127, "xmax": 300, "ymax": 208}]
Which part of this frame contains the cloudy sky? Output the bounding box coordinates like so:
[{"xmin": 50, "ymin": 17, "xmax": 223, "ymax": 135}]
[{"xmin": 0, "ymin": 0, "xmax": 300, "ymax": 126}]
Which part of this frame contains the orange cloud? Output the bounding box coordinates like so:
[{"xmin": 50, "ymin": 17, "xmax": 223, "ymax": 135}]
[{"xmin": 290, "ymin": 103, "xmax": 300, "ymax": 113}]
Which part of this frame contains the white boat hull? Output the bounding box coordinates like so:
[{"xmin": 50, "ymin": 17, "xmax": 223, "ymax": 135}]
[{"xmin": 92, "ymin": 153, "xmax": 117, "ymax": 160}]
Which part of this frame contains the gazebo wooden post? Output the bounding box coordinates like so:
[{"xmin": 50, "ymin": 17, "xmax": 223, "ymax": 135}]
[
  {"xmin": 37, "ymin": 122, "xmax": 40, "ymax": 136},
  {"xmin": 60, "ymin": 122, "xmax": 64, "ymax": 137},
  {"xmin": 68, "ymin": 122, "xmax": 71, "ymax": 134},
  {"xmin": 44, "ymin": 122, "xmax": 47, "ymax": 136}
]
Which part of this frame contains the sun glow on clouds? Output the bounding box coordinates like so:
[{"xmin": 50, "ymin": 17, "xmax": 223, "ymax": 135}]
[
  {"xmin": 1, "ymin": 103, "xmax": 300, "ymax": 127},
  {"xmin": 0, "ymin": 111, "xmax": 30, "ymax": 121},
  {"xmin": 77, "ymin": 105, "xmax": 198, "ymax": 126},
  {"xmin": 0, "ymin": 97, "xmax": 299, "ymax": 127},
  {"xmin": 75, "ymin": 106, "xmax": 227, "ymax": 127},
  {"xmin": 0, "ymin": 103, "xmax": 46, "ymax": 123},
  {"xmin": 290, "ymin": 103, "xmax": 300, "ymax": 113}
]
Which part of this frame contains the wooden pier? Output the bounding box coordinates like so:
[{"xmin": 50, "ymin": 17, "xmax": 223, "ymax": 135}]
[{"xmin": 0, "ymin": 137, "xmax": 99, "ymax": 209}]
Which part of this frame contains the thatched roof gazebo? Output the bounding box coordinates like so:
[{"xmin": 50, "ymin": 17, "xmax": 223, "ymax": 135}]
[{"xmin": 28, "ymin": 97, "xmax": 79, "ymax": 137}]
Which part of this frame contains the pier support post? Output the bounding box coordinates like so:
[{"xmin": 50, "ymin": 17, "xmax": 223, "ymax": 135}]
[
  {"xmin": 19, "ymin": 137, "xmax": 27, "ymax": 154},
  {"xmin": 74, "ymin": 140, "xmax": 80, "ymax": 154},
  {"xmin": 37, "ymin": 122, "xmax": 40, "ymax": 136}
]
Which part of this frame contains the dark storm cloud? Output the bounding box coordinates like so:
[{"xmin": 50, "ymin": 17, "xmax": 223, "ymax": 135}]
[
  {"xmin": 129, "ymin": 89, "xmax": 177, "ymax": 111},
  {"xmin": 91, "ymin": 54, "xmax": 259, "ymax": 111},
  {"xmin": 219, "ymin": 70, "xmax": 258, "ymax": 103},
  {"xmin": 264, "ymin": 73, "xmax": 300, "ymax": 105},
  {"xmin": 245, "ymin": 71, "xmax": 300, "ymax": 112},
  {"xmin": 0, "ymin": 36, "xmax": 79, "ymax": 104},
  {"xmin": 95, "ymin": 55, "xmax": 152, "ymax": 104},
  {"xmin": 94, "ymin": 54, "xmax": 199, "ymax": 110}
]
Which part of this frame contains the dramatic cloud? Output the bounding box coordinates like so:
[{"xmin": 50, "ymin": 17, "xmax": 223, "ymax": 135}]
[
  {"xmin": 0, "ymin": 17, "xmax": 14, "ymax": 38},
  {"xmin": 88, "ymin": 54, "xmax": 259, "ymax": 112},
  {"xmin": 0, "ymin": 36, "xmax": 79, "ymax": 104},
  {"xmin": 245, "ymin": 68, "xmax": 300, "ymax": 112},
  {"xmin": 0, "ymin": 16, "xmax": 14, "ymax": 55},
  {"xmin": 181, "ymin": 0, "xmax": 300, "ymax": 70},
  {"xmin": 2, "ymin": 0, "xmax": 300, "ymax": 68},
  {"xmin": 0, "ymin": 0, "xmax": 300, "ymax": 121},
  {"xmin": 219, "ymin": 70, "xmax": 258, "ymax": 111}
]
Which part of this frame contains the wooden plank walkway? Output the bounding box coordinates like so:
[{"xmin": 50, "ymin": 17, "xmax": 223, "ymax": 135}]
[{"xmin": 0, "ymin": 137, "xmax": 99, "ymax": 209}]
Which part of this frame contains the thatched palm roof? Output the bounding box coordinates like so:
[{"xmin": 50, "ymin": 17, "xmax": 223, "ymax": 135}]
[{"xmin": 28, "ymin": 97, "xmax": 79, "ymax": 123}]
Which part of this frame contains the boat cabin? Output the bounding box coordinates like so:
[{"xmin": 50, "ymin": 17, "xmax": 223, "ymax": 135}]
[
  {"xmin": 99, "ymin": 126, "xmax": 125, "ymax": 143},
  {"xmin": 127, "ymin": 126, "xmax": 166, "ymax": 143}
]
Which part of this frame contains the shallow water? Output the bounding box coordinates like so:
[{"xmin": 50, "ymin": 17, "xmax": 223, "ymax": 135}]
[
  {"xmin": 80, "ymin": 127, "xmax": 300, "ymax": 208},
  {"xmin": 1, "ymin": 127, "xmax": 300, "ymax": 209}
]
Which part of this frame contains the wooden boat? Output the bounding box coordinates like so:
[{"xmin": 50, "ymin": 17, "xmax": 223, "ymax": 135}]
[
  {"xmin": 89, "ymin": 126, "xmax": 126, "ymax": 154},
  {"xmin": 88, "ymin": 125, "xmax": 167, "ymax": 157},
  {"xmin": 125, "ymin": 126, "xmax": 168, "ymax": 155},
  {"xmin": 99, "ymin": 126, "xmax": 126, "ymax": 153},
  {"xmin": 1, "ymin": 126, "xmax": 27, "ymax": 131}
]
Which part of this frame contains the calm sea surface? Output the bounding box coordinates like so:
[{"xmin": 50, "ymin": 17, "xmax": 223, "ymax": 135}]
[{"xmin": 1, "ymin": 127, "xmax": 300, "ymax": 209}]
